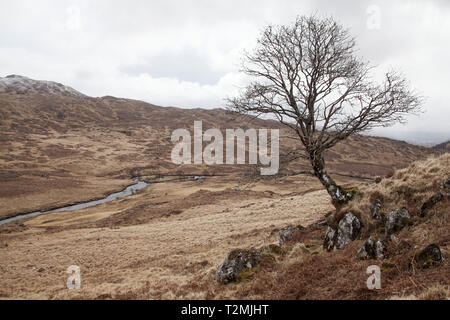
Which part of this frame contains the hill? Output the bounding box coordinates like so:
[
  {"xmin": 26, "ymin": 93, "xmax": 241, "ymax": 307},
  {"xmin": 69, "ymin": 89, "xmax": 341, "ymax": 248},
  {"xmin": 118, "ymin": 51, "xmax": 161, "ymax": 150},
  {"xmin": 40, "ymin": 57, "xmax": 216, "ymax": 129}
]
[
  {"xmin": 0, "ymin": 75, "xmax": 435, "ymax": 219},
  {"xmin": 433, "ymin": 140, "xmax": 450, "ymax": 153},
  {"xmin": 0, "ymin": 75, "xmax": 447, "ymax": 300}
]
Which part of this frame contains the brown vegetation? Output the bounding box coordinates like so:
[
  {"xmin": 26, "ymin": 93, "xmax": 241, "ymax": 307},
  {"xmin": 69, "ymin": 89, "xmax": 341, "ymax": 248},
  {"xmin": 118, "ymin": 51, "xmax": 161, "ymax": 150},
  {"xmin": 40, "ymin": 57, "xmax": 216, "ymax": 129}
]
[{"xmin": 0, "ymin": 84, "xmax": 444, "ymax": 300}]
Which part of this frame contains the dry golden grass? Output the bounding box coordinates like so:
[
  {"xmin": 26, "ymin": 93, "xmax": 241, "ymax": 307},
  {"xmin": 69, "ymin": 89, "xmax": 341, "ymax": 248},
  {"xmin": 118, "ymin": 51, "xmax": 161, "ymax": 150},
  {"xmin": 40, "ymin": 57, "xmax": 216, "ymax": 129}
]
[
  {"xmin": 0, "ymin": 91, "xmax": 441, "ymax": 300},
  {"xmin": 0, "ymin": 182, "xmax": 333, "ymax": 299},
  {"xmin": 339, "ymin": 153, "xmax": 450, "ymax": 235},
  {"xmin": 210, "ymin": 154, "xmax": 449, "ymax": 300}
]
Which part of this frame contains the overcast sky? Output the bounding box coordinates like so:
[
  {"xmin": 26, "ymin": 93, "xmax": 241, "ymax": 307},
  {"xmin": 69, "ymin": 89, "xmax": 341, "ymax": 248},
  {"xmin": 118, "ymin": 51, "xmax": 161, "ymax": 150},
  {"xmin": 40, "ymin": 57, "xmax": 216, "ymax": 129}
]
[{"xmin": 1, "ymin": 0, "xmax": 449, "ymax": 144}]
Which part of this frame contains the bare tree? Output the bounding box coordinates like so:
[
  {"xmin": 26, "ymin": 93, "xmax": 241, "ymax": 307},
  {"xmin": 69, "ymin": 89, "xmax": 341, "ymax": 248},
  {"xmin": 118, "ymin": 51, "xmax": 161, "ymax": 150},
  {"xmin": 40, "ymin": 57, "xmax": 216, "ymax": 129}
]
[{"xmin": 227, "ymin": 15, "xmax": 422, "ymax": 207}]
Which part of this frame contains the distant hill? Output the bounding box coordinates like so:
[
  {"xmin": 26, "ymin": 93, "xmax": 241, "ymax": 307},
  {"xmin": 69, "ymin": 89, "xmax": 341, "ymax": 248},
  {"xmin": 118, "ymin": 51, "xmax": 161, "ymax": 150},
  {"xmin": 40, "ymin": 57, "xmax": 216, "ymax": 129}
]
[
  {"xmin": 0, "ymin": 75, "xmax": 435, "ymax": 179},
  {"xmin": 0, "ymin": 75, "xmax": 84, "ymax": 97},
  {"xmin": 433, "ymin": 140, "xmax": 450, "ymax": 153}
]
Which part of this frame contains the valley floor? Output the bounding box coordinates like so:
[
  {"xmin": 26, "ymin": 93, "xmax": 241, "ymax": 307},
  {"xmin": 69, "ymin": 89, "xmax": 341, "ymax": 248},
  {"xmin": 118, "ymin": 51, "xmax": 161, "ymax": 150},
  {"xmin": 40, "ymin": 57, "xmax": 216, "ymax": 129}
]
[{"xmin": 0, "ymin": 174, "xmax": 339, "ymax": 299}]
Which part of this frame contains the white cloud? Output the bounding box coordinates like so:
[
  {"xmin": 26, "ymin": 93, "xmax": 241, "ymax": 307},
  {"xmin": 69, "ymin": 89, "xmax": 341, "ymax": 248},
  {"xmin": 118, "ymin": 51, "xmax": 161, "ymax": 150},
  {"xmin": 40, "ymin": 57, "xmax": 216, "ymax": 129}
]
[{"xmin": 0, "ymin": 0, "xmax": 448, "ymax": 142}]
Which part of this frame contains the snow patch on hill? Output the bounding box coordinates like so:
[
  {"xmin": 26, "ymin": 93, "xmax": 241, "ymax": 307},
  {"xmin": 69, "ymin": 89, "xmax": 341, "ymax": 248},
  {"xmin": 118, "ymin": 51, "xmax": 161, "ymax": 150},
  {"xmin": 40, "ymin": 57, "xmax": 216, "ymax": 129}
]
[{"xmin": 0, "ymin": 75, "xmax": 85, "ymax": 97}]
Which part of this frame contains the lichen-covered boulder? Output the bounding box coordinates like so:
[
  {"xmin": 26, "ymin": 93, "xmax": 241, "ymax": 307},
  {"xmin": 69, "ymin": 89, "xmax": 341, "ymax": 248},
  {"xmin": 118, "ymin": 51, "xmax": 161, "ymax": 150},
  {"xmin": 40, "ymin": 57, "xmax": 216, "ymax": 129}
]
[
  {"xmin": 357, "ymin": 237, "xmax": 385, "ymax": 260},
  {"xmin": 279, "ymin": 225, "xmax": 305, "ymax": 246},
  {"xmin": 370, "ymin": 199, "xmax": 383, "ymax": 220},
  {"xmin": 385, "ymin": 207, "xmax": 411, "ymax": 236},
  {"xmin": 323, "ymin": 212, "xmax": 361, "ymax": 251},
  {"xmin": 216, "ymin": 248, "xmax": 260, "ymax": 284},
  {"xmin": 415, "ymin": 244, "xmax": 442, "ymax": 269}
]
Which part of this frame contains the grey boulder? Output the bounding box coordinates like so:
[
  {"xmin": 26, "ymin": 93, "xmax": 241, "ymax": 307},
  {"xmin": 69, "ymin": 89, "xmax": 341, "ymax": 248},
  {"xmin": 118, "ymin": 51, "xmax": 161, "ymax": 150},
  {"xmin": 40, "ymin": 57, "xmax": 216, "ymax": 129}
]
[
  {"xmin": 216, "ymin": 248, "xmax": 260, "ymax": 284},
  {"xmin": 385, "ymin": 207, "xmax": 411, "ymax": 237},
  {"xmin": 324, "ymin": 212, "xmax": 361, "ymax": 251},
  {"xmin": 357, "ymin": 237, "xmax": 385, "ymax": 260}
]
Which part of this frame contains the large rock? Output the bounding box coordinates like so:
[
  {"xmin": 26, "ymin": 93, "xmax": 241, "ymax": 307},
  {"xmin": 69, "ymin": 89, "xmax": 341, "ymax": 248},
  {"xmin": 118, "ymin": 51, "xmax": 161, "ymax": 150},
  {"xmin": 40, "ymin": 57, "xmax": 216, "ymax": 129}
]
[
  {"xmin": 385, "ymin": 207, "xmax": 411, "ymax": 237},
  {"xmin": 357, "ymin": 237, "xmax": 385, "ymax": 260},
  {"xmin": 370, "ymin": 199, "xmax": 383, "ymax": 220},
  {"xmin": 324, "ymin": 212, "xmax": 361, "ymax": 251},
  {"xmin": 415, "ymin": 244, "xmax": 442, "ymax": 269},
  {"xmin": 279, "ymin": 225, "xmax": 305, "ymax": 246},
  {"xmin": 216, "ymin": 248, "xmax": 260, "ymax": 284}
]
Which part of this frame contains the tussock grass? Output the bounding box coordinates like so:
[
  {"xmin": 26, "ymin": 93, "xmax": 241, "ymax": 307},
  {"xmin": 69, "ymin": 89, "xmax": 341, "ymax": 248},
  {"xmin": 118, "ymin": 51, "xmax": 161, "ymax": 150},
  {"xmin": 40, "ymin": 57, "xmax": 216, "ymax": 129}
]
[{"xmin": 220, "ymin": 154, "xmax": 450, "ymax": 300}]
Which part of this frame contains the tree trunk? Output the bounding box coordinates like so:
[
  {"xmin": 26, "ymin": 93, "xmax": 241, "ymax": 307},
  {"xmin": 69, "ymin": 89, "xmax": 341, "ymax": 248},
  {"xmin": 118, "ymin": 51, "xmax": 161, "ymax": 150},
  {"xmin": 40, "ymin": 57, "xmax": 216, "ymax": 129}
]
[{"xmin": 309, "ymin": 152, "xmax": 352, "ymax": 207}]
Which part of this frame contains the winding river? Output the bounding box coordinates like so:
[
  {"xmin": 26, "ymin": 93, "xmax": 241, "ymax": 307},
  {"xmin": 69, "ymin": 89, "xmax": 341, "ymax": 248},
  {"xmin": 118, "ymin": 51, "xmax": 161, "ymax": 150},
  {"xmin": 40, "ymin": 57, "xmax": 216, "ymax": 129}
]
[{"xmin": 0, "ymin": 178, "xmax": 149, "ymax": 226}]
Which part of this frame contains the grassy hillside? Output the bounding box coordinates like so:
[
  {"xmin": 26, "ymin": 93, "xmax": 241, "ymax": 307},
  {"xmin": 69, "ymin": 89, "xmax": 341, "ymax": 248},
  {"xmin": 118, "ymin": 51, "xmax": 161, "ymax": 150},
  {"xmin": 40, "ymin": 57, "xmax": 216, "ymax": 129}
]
[{"xmin": 209, "ymin": 154, "xmax": 449, "ymax": 300}]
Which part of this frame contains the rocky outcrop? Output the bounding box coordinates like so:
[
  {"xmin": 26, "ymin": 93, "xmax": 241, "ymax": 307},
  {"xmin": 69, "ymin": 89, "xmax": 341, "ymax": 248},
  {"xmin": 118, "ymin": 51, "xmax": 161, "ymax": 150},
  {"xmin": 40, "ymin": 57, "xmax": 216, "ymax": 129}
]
[
  {"xmin": 324, "ymin": 212, "xmax": 361, "ymax": 251},
  {"xmin": 385, "ymin": 207, "xmax": 411, "ymax": 237},
  {"xmin": 415, "ymin": 244, "xmax": 442, "ymax": 269},
  {"xmin": 279, "ymin": 225, "xmax": 305, "ymax": 246},
  {"xmin": 370, "ymin": 199, "xmax": 383, "ymax": 220},
  {"xmin": 216, "ymin": 248, "xmax": 260, "ymax": 284},
  {"xmin": 420, "ymin": 193, "xmax": 444, "ymax": 217},
  {"xmin": 357, "ymin": 237, "xmax": 385, "ymax": 260}
]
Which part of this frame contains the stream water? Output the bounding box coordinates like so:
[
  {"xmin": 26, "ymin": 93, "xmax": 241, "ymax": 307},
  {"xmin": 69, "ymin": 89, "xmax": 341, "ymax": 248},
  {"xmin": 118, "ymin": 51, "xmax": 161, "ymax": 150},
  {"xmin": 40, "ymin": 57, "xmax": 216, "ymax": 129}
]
[{"xmin": 0, "ymin": 178, "xmax": 149, "ymax": 226}]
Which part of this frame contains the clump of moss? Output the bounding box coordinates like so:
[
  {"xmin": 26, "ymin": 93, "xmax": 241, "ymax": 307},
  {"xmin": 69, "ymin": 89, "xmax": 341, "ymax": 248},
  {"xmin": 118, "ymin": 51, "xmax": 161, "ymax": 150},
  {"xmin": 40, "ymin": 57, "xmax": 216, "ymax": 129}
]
[
  {"xmin": 236, "ymin": 266, "xmax": 261, "ymax": 283},
  {"xmin": 260, "ymin": 244, "xmax": 286, "ymax": 255},
  {"xmin": 381, "ymin": 260, "xmax": 396, "ymax": 272}
]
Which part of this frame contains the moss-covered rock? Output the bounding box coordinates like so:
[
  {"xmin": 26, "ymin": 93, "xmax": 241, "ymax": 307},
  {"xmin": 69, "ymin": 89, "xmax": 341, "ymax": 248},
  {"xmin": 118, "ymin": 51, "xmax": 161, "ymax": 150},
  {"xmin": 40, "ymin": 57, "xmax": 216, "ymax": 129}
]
[
  {"xmin": 216, "ymin": 248, "xmax": 261, "ymax": 284},
  {"xmin": 385, "ymin": 207, "xmax": 411, "ymax": 237},
  {"xmin": 414, "ymin": 244, "xmax": 442, "ymax": 269},
  {"xmin": 216, "ymin": 245, "xmax": 281, "ymax": 284}
]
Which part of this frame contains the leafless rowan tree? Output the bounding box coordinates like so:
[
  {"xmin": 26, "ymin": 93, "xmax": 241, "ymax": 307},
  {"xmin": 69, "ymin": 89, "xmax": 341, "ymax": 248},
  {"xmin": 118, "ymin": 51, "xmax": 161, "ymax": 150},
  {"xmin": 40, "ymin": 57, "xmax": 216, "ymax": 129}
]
[{"xmin": 227, "ymin": 15, "xmax": 423, "ymax": 207}]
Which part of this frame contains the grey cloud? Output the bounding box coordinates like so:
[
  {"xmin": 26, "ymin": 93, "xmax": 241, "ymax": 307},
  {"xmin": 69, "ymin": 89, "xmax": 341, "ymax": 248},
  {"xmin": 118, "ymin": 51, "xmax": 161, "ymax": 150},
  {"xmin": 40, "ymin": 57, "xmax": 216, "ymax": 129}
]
[
  {"xmin": 120, "ymin": 48, "xmax": 224, "ymax": 85},
  {"xmin": 0, "ymin": 0, "xmax": 449, "ymax": 141}
]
